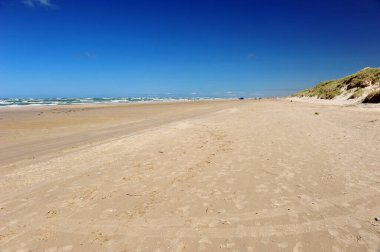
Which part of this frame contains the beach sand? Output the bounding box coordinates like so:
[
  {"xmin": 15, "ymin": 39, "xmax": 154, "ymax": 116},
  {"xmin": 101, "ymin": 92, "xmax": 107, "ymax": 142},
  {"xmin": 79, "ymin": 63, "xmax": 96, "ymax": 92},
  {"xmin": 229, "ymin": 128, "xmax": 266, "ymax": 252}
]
[{"xmin": 0, "ymin": 100, "xmax": 379, "ymax": 251}]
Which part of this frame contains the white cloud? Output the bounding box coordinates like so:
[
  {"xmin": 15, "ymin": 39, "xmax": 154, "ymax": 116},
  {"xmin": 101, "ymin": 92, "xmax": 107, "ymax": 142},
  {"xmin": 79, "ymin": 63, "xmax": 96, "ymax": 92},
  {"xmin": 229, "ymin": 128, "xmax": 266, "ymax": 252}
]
[
  {"xmin": 22, "ymin": 0, "xmax": 34, "ymax": 7},
  {"xmin": 39, "ymin": 0, "xmax": 52, "ymax": 6},
  {"xmin": 22, "ymin": 0, "xmax": 57, "ymax": 9},
  {"xmin": 248, "ymin": 53, "xmax": 256, "ymax": 59}
]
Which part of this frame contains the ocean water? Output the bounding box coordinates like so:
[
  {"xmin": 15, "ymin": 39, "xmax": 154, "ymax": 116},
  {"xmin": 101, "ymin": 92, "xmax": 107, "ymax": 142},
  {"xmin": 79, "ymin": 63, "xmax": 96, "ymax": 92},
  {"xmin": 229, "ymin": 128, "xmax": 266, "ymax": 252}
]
[{"xmin": 0, "ymin": 97, "xmax": 217, "ymax": 107}]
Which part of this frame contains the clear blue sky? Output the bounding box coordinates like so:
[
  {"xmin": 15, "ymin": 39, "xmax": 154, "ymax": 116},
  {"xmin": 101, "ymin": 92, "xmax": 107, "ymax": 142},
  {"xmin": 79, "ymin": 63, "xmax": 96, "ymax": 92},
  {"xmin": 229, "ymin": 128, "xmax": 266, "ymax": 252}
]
[{"xmin": 1, "ymin": 0, "xmax": 379, "ymax": 98}]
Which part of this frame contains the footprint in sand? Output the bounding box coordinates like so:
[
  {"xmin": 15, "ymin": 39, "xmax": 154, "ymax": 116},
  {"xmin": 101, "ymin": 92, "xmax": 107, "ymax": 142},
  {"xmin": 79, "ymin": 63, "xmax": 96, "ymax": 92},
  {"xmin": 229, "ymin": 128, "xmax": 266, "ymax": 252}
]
[
  {"xmin": 278, "ymin": 241, "xmax": 289, "ymax": 248},
  {"xmin": 293, "ymin": 242, "xmax": 303, "ymax": 252},
  {"xmin": 198, "ymin": 237, "xmax": 212, "ymax": 250},
  {"xmin": 286, "ymin": 172, "xmax": 295, "ymax": 179},
  {"xmin": 61, "ymin": 245, "xmax": 73, "ymax": 251},
  {"xmin": 358, "ymin": 230, "xmax": 380, "ymax": 250},
  {"xmin": 46, "ymin": 246, "xmax": 74, "ymax": 252},
  {"xmin": 219, "ymin": 240, "xmax": 235, "ymax": 249},
  {"xmin": 219, "ymin": 219, "xmax": 231, "ymax": 225},
  {"xmin": 255, "ymin": 184, "xmax": 269, "ymax": 193},
  {"xmin": 44, "ymin": 248, "xmax": 57, "ymax": 252},
  {"xmin": 235, "ymin": 203, "xmax": 245, "ymax": 210},
  {"xmin": 226, "ymin": 178, "xmax": 235, "ymax": 184},
  {"xmin": 46, "ymin": 209, "xmax": 57, "ymax": 218},
  {"xmin": 91, "ymin": 231, "xmax": 110, "ymax": 244},
  {"xmin": 328, "ymin": 228, "xmax": 339, "ymax": 237},
  {"xmin": 177, "ymin": 205, "xmax": 190, "ymax": 216}
]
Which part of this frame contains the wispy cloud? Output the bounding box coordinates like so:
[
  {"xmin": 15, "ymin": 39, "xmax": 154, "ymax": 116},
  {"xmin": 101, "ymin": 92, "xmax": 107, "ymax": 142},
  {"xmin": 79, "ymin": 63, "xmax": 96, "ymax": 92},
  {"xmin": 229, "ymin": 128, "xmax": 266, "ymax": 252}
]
[
  {"xmin": 79, "ymin": 52, "xmax": 97, "ymax": 60},
  {"xmin": 248, "ymin": 53, "xmax": 257, "ymax": 59},
  {"xmin": 22, "ymin": 0, "xmax": 58, "ymax": 9},
  {"xmin": 225, "ymin": 91, "xmax": 247, "ymax": 97}
]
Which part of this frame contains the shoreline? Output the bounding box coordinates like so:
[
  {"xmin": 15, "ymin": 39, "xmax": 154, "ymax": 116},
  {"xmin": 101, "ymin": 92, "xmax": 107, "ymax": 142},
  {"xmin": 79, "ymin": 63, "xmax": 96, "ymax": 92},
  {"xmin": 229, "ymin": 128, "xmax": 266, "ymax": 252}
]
[
  {"xmin": 0, "ymin": 97, "xmax": 239, "ymax": 109},
  {"xmin": 0, "ymin": 99, "xmax": 249, "ymax": 167}
]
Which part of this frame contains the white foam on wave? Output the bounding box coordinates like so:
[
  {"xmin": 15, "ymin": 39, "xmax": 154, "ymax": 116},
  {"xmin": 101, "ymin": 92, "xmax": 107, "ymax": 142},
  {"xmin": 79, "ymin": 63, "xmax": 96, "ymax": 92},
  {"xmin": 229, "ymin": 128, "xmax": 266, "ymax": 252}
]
[{"xmin": 0, "ymin": 97, "xmax": 219, "ymax": 108}]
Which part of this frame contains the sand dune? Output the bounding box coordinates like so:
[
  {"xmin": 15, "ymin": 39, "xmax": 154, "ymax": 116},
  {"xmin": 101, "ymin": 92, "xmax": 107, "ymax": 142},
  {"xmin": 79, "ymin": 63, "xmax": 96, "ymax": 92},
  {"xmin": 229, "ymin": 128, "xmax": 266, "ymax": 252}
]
[{"xmin": 0, "ymin": 100, "xmax": 379, "ymax": 251}]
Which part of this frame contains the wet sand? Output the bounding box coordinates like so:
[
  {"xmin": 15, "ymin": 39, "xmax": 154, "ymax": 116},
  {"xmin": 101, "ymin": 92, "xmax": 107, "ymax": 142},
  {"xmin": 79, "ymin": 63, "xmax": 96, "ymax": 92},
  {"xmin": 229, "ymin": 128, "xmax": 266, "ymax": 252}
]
[{"xmin": 0, "ymin": 99, "xmax": 379, "ymax": 251}]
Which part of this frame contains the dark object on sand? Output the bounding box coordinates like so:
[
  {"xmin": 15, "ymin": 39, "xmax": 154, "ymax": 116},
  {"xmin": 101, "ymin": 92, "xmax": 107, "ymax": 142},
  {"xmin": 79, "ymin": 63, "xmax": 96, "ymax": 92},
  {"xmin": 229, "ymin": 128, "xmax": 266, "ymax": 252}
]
[
  {"xmin": 239, "ymin": 97, "xmax": 245, "ymax": 100},
  {"xmin": 375, "ymin": 216, "xmax": 380, "ymax": 221},
  {"xmin": 315, "ymin": 112, "xmax": 319, "ymax": 115},
  {"xmin": 363, "ymin": 90, "xmax": 380, "ymax": 103}
]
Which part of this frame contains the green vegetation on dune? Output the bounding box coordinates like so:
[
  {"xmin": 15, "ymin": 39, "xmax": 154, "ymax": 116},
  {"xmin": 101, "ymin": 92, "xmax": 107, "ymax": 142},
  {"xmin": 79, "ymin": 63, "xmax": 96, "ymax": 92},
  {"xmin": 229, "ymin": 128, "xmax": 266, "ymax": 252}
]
[
  {"xmin": 293, "ymin": 80, "xmax": 343, "ymax": 99},
  {"xmin": 293, "ymin": 67, "xmax": 380, "ymax": 100},
  {"xmin": 349, "ymin": 88, "xmax": 364, "ymax": 99}
]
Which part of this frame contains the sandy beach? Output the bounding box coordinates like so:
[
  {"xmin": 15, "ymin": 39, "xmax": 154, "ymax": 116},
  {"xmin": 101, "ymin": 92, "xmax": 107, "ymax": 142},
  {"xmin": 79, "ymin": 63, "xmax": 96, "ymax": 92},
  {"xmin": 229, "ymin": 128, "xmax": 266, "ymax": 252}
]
[{"xmin": 0, "ymin": 99, "xmax": 379, "ymax": 251}]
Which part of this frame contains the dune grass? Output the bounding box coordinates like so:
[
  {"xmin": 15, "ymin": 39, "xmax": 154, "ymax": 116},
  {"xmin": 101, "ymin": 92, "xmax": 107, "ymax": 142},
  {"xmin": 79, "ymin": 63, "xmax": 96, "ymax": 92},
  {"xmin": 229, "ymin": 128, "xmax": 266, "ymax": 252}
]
[
  {"xmin": 349, "ymin": 88, "xmax": 364, "ymax": 99},
  {"xmin": 293, "ymin": 67, "xmax": 380, "ymax": 100}
]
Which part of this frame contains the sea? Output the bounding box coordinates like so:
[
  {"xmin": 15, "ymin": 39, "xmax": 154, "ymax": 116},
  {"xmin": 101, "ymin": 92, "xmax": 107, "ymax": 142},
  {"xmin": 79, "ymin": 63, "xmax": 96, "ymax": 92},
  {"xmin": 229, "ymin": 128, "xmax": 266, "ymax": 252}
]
[{"xmin": 0, "ymin": 97, "xmax": 221, "ymax": 107}]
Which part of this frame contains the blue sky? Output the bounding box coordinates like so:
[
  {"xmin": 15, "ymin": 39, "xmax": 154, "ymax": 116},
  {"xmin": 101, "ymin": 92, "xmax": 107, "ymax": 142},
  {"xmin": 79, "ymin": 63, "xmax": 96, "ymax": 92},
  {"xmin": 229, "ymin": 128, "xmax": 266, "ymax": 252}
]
[{"xmin": 1, "ymin": 0, "xmax": 379, "ymax": 98}]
